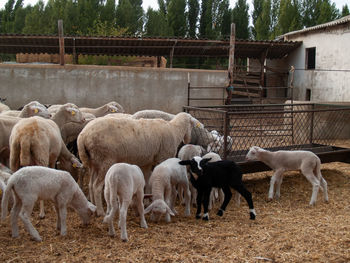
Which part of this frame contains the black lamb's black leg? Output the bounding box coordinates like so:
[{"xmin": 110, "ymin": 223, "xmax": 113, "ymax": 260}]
[
  {"xmin": 195, "ymin": 189, "xmax": 203, "ymax": 219},
  {"xmin": 202, "ymin": 188, "xmax": 211, "ymax": 221},
  {"xmin": 217, "ymin": 186, "xmax": 232, "ymax": 216},
  {"xmin": 233, "ymin": 183, "xmax": 256, "ymax": 220}
]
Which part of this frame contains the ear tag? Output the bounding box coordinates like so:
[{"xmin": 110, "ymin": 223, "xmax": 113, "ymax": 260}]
[
  {"xmin": 0, "ymin": 189, "xmax": 2, "ymax": 196},
  {"xmin": 196, "ymin": 122, "xmax": 201, "ymax": 128},
  {"xmin": 72, "ymin": 163, "xmax": 77, "ymax": 168},
  {"xmin": 34, "ymin": 108, "xmax": 39, "ymax": 113},
  {"xmin": 71, "ymin": 110, "xmax": 76, "ymax": 116},
  {"xmin": 111, "ymin": 109, "xmax": 116, "ymax": 113}
]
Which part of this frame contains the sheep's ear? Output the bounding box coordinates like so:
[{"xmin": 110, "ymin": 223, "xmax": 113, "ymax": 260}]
[
  {"xmin": 71, "ymin": 157, "xmax": 83, "ymax": 168},
  {"xmin": 179, "ymin": 160, "xmax": 191, "ymax": 166},
  {"xmin": 144, "ymin": 203, "xmax": 154, "ymax": 214},
  {"xmin": 201, "ymin": 158, "xmax": 211, "ymax": 165}
]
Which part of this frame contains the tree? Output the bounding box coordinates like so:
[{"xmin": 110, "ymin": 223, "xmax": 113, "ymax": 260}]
[
  {"xmin": 278, "ymin": 0, "xmax": 302, "ymax": 35},
  {"xmin": 341, "ymin": 4, "xmax": 350, "ymax": 17},
  {"xmin": 167, "ymin": 0, "xmax": 187, "ymax": 37},
  {"xmin": 269, "ymin": 0, "xmax": 280, "ymax": 39},
  {"xmin": 100, "ymin": 0, "xmax": 116, "ymax": 25},
  {"xmin": 316, "ymin": 0, "xmax": 339, "ymax": 24},
  {"xmin": 22, "ymin": 0, "xmax": 49, "ymax": 34},
  {"xmin": 144, "ymin": 7, "xmax": 169, "ymax": 36},
  {"xmin": 187, "ymin": 0, "xmax": 199, "ymax": 38},
  {"xmin": 255, "ymin": 0, "xmax": 271, "ymax": 40},
  {"xmin": 232, "ymin": 0, "xmax": 250, "ymax": 39},
  {"xmin": 252, "ymin": 0, "xmax": 263, "ymax": 39},
  {"xmin": 199, "ymin": 0, "xmax": 214, "ymax": 38},
  {"xmin": 116, "ymin": 0, "xmax": 143, "ymax": 35}
]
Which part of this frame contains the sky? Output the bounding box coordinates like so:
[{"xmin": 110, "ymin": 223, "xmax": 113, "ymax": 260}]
[{"xmin": 0, "ymin": 0, "xmax": 348, "ymax": 14}]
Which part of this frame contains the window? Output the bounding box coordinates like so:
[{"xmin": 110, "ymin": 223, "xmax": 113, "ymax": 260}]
[
  {"xmin": 306, "ymin": 47, "xmax": 316, "ymax": 70},
  {"xmin": 306, "ymin": 89, "xmax": 311, "ymax": 101}
]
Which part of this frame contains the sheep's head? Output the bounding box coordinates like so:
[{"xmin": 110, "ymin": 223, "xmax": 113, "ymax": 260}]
[
  {"xmin": 62, "ymin": 103, "xmax": 85, "ymax": 124},
  {"xmin": 179, "ymin": 156, "xmax": 211, "ymax": 180},
  {"xmin": 108, "ymin": 101, "xmax": 125, "ymax": 113},
  {"xmin": 80, "ymin": 201, "xmax": 96, "ymax": 226},
  {"xmin": 144, "ymin": 199, "xmax": 174, "ymax": 221},
  {"xmin": 26, "ymin": 101, "xmax": 51, "ymax": 118},
  {"xmin": 107, "ymin": 105, "xmax": 119, "ymax": 113},
  {"xmin": 245, "ymin": 146, "xmax": 263, "ymax": 161}
]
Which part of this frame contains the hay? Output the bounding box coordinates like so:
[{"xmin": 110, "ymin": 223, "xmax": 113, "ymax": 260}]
[{"xmin": 1, "ymin": 144, "xmax": 350, "ymax": 262}]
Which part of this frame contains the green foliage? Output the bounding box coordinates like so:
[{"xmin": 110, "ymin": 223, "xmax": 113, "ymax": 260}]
[
  {"xmin": 255, "ymin": 0, "xmax": 271, "ymax": 40},
  {"xmin": 252, "ymin": 0, "xmax": 263, "ymax": 38},
  {"xmin": 232, "ymin": 0, "xmax": 250, "ymax": 39},
  {"xmin": 116, "ymin": 0, "xmax": 143, "ymax": 35},
  {"xmin": 144, "ymin": 7, "xmax": 169, "ymax": 36},
  {"xmin": 167, "ymin": 0, "xmax": 187, "ymax": 37},
  {"xmin": 341, "ymin": 4, "xmax": 350, "ymax": 17},
  {"xmin": 278, "ymin": 0, "xmax": 302, "ymax": 35},
  {"xmin": 187, "ymin": 0, "xmax": 199, "ymax": 38}
]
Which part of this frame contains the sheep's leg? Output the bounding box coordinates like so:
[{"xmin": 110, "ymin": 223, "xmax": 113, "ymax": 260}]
[
  {"xmin": 234, "ymin": 191, "xmax": 240, "ymax": 207},
  {"xmin": 103, "ymin": 196, "xmax": 118, "ymax": 237},
  {"xmin": 217, "ymin": 186, "xmax": 232, "ymax": 217},
  {"xmin": 208, "ymin": 188, "xmax": 215, "ymax": 210},
  {"xmin": 136, "ymin": 190, "xmax": 148, "ymax": 229},
  {"xmin": 191, "ymin": 185, "xmax": 197, "ymax": 207},
  {"xmin": 39, "ymin": 200, "xmax": 45, "ymax": 219},
  {"xmin": 201, "ymin": 188, "xmax": 211, "ymax": 221},
  {"xmin": 274, "ymin": 172, "xmax": 284, "ymax": 199},
  {"xmin": 93, "ymin": 175, "xmax": 105, "ymax": 216},
  {"xmin": 104, "ymin": 181, "xmax": 111, "ymax": 215},
  {"xmin": 302, "ymin": 168, "xmax": 320, "ymax": 205},
  {"xmin": 170, "ymin": 185, "xmax": 178, "ymax": 215},
  {"xmin": 195, "ymin": 188, "xmax": 203, "ymax": 219},
  {"xmin": 182, "ymin": 182, "xmax": 191, "ymax": 217},
  {"xmin": 88, "ymin": 170, "xmax": 96, "ymax": 204},
  {"xmin": 57, "ymin": 204, "xmax": 68, "ymax": 236},
  {"xmin": 178, "ymin": 186, "xmax": 184, "ymax": 205},
  {"xmin": 164, "ymin": 189, "xmax": 172, "ymax": 223},
  {"xmin": 320, "ymin": 176, "xmax": 329, "ymax": 202},
  {"xmin": 10, "ymin": 196, "xmax": 21, "ymax": 238},
  {"xmin": 19, "ymin": 200, "xmax": 41, "ymax": 242},
  {"xmin": 54, "ymin": 203, "xmax": 61, "ymax": 231},
  {"xmin": 234, "ymin": 183, "xmax": 256, "ymax": 220},
  {"xmin": 119, "ymin": 200, "xmax": 130, "ymax": 242},
  {"xmin": 269, "ymin": 170, "xmax": 283, "ymax": 200}
]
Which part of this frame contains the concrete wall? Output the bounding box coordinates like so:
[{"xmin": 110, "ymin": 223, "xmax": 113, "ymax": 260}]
[
  {"xmin": 283, "ymin": 23, "xmax": 350, "ymax": 102},
  {"xmin": 0, "ymin": 64, "xmax": 227, "ymax": 114}
]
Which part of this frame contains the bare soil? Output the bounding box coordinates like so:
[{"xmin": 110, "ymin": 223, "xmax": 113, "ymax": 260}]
[{"xmin": 1, "ymin": 142, "xmax": 350, "ymax": 262}]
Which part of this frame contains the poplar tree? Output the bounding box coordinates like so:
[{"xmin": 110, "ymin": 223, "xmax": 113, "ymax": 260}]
[
  {"xmin": 167, "ymin": 0, "xmax": 186, "ymax": 36},
  {"xmin": 232, "ymin": 0, "xmax": 250, "ymax": 39},
  {"xmin": 341, "ymin": 4, "xmax": 350, "ymax": 17},
  {"xmin": 252, "ymin": 0, "xmax": 263, "ymax": 39},
  {"xmin": 187, "ymin": 0, "xmax": 199, "ymax": 38},
  {"xmin": 255, "ymin": 0, "xmax": 271, "ymax": 40}
]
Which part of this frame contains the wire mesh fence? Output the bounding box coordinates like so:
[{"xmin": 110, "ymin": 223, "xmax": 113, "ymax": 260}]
[{"xmin": 184, "ymin": 103, "xmax": 350, "ymax": 163}]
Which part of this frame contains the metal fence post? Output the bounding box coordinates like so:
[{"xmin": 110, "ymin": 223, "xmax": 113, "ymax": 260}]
[
  {"xmin": 310, "ymin": 104, "xmax": 315, "ymax": 144},
  {"xmin": 223, "ymin": 111, "xmax": 228, "ymax": 160}
]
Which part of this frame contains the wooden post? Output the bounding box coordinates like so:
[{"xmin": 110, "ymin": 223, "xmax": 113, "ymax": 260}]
[
  {"xmin": 259, "ymin": 48, "xmax": 269, "ymax": 102},
  {"xmin": 226, "ymin": 23, "xmax": 235, "ymax": 105},
  {"xmin": 58, "ymin": 20, "xmax": 65, "ymax": 66},
  {"xmin": 72, "ymin": 37, "xmax": 78, "ymax": 64}
]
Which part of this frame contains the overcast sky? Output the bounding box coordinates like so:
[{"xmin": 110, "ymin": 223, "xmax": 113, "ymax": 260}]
[{"xmin": 0, "ymin": 0, "xmax": 348, "ymax": 16}]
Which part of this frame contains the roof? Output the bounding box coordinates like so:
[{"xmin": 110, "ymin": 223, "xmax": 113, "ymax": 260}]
[
  {"xmin": 280, "ymin": 15, "xmax": 350, "ymax": 39},
  {"xmin": 0, "ymin": 35, "xmax": 301, "ymax": 60}
]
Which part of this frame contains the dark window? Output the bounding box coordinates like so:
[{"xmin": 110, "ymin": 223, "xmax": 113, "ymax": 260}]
[
  {"xmin": 306, "ymin": 47, "xmax": 316, "ymax": 70},
  {"xmin": 306, "ymin": 89, "xmax": 311, "ymax": 101}
]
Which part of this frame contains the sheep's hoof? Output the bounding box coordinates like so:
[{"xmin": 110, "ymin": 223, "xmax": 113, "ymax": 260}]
[
  {"xmin": 249, "ymin": 212, "xmax": 256, "ymax": 220},
  {"xmin": 195, "ymin": 214, "xmax": 201, "ymax": 219},
  {"xmin": 266, "ymin": 197, "xmax": 273, "ymax": 202},
  {"xmin": 39, "ymin": 214, "xmax": 45, "ymax": 219},
  {"xmin": 32, "ymin": 236, "xmax": 42, "ymax": 242},
  {"xmin": 202, "ymin": 215, "xmax": 209, "ymax": 221},
  {"xmin": 217, "ymin": 209, "xmax": 224, "ymax": 217},
  {"xmin": 121, "ymin": 237, "xmax": 128, "ymax": 242}
]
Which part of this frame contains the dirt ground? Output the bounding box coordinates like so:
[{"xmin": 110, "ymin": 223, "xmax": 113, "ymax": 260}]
[{"xmin": 1, "ymin": 144, "xmax": 350, "ymax": 262}]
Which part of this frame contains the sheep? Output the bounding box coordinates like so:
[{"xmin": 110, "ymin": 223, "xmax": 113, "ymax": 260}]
[
  {"xmin": 78, "ymin": 112, "xmax": 201, "ymax": 216},
  {"xmin": 103, "ymin": 163, "xmax": 147, "ymax": 241},
  {"xmin": 1, "ymin": 166, "xmax": 96, "ymax": 242},
  {"xmin": 177, "ymin": 144, "xmax": 204, "ymax": 206},
  {"xmin": 80, "ymin": 101, "xmax": 125, "ymax": 117},
  {"xmin": 179, "ymin": 157, "xmax": 256, "ymax": 221},
  {"xmin": 0, "ymin": 163, "xmax": 13, "ymax": 212},
  {"xmin": 144, "ymin": 158, "xmax": 191, "ymax": 222},
  {"xmin": 0, "ymin": 101, "xmax": 51, "ymax": 118},
  {"xmin": 0, "ymin": 101, "xmax": 10, "ymax": 113},
  {"xmin": 245, "ymin": 146, "xmax": 328, "ymax": 205},
  {"xmin": 132, "ymin": 109, "xmax": 214, "ymax": 148},
  {"xmin": 206, "ymin": 130, "xmax": 234, "ymax": 156},
  {"xmin": 9, "ymin": 104, "xmax": 85, "ymax": 218}
]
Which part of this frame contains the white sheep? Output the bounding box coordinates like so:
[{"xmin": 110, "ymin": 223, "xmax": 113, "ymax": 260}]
[
  {"xmin": 144, "ymin": 158, "xmax": 191, "ymax": 222},
  {"xmin": 245, "ymin": 146, "xmax": 328, "ymax": 205},
  {"xmin": 206, "ymin": 130, "xmax": 234, "ymax": 156},
  {"xmin": 103, "ymin": 163, "xmax": 147, "ymax": 242},
  {"xmin": 1, "ymin": 166, "xmax": 96, "ymax": 242},
  {"xmin": 177, "ymin": 144, "xmax": 204, "ymax": 206},
  {"xmin": 9, "ymin": 103, "xmax": 85, "ymax": 218},
  {"xmin": 78, "ymin": 112, "xmax": 200, "ymax": 216},
  {"xmin": 0, "ymin": 101, "xmax": 51, "ymax": 118},
  {"xmin": 0, "ymin": 101, "xmax": 10, "ymax": 113},
  {"xmin": 132, "ymin": 109, "xmax": 214, "ymax": 148},
  {"xmin": 80, "ymin": 101, "xmax": 125, "ymax": 117}
]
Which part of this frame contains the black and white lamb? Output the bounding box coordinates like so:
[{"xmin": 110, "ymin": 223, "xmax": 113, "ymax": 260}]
[{"xmin": 179, "ymin": 157, "xmax": 256, "ymax": 221}]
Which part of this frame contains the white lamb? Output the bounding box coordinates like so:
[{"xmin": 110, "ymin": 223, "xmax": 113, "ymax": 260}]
[
  {"xmin": 103, "ymin": 163, "xmax": 147, "ymax": 242},
  {"xmin": 245, "ymin": 146, "xmax": 328, "ymax": 205},
  {"xmin": 144, "ymin": 158, "xmax": 191, "ymax": 222},
  {"xmin": 1, "ymin": 166, "xmax": 96, "ymax": 242},
  {"xmin": 206, "ymin": 130, "xmax": 234, "ymax": 156}
]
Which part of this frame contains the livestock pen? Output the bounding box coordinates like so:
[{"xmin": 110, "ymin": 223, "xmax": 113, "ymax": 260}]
[{"xmin": 184, "ymin": 103, "xmax": 350, "ymax": 172}]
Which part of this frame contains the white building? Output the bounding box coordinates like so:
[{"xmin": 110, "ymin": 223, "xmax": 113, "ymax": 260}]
[{"xmin": 275, "ymin": 15, "xmax": 350, "ymax": 102}]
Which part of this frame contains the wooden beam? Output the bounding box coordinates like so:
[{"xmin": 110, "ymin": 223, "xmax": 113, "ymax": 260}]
[
  {"xmin": 58, "ymin": 20, "xmax": 65, "ymax": 66},
  {"xmin": 226, "ymin": 23, "xmax": 236, "ymax": 105}
]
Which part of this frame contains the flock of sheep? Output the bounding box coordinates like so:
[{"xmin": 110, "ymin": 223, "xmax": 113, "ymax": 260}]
[{"xmin": 0, "ymin": 100, "xmax": 329, "ymax": 242}]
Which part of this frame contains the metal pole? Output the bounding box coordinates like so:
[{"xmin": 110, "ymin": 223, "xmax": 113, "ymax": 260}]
[
  {"xmin": 58, "ymin": 20, "xmax": 65, "ymax": 66},
  {"xmin": 226, "ymin": 23, "xmax": 235, "ymax": 105},
  {"xmin": 223, "ymin": 111, "xmax": 228, "ymax": 160}
]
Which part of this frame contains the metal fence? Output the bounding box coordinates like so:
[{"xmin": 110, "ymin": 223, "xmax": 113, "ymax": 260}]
[{"xmin": 184, "ymin": 103, "xmax": 350, "ymax": 172}]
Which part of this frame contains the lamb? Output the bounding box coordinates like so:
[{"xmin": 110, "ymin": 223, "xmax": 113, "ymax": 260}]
[
  {"xmin": 144, "ymin": 158, "xmax": 191, "ymax": 222},
  {"xmin": 79, "ymin": 101, "xmax": 125, "ymax": 117},
  {"xmin": 245, "ymin": 146, "xmax": 328, "ymax": 205},
  {"xmin": 78, "ymin": 112, "xmax": 200, "ymax": 216},
  {"xmin": 1, "ymin": 166, "xmax": 96, "ymax": 242},
  {"xmin": 179, "ymin": 157, "xmax": 256, "ymax": 221},
  {"xmin": 206, "ymin": 130, "xmax": 234, "ymax": 156},
  {"xmin": 177, "ymin": 144, "xmax": 204, "ymax": 206},
  {"xmin": 132, "ymin": 109, "xmax": 214, "ymax": 148},
  {"xmin": 0, "ymin": 101, "xmax": 51, "ymax": 118},
  {"xmin": 103, "ymin": 163, "xmax": 147, "ymax": 241}
]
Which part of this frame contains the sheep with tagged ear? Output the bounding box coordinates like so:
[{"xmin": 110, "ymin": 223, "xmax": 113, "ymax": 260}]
[
  {"xmin": 78, "ymin": 112, "xmax": 201, "ymax": 216},
  {"xmin": 145, "ymin": 157, "xmax": 191, "ymax": 222},
  {"xmin": 245, "ymin": 146, "xmax": 328, "ymax": 205},
  {"xmin": 179, "ymin": 156, "xmax": 256, "ymax": 221},
  {"xmin": 9, "ymin": 103, "xmax": 85, "ymax": 218},
  {"xmin": 1, "ymin": 166, "xmax": 96, "ymax": 242},
  {"xmin": 0, "ymin": 101, "xmax": 51, "ymax": 118},
  {"xmin": 79, "ymin": 101, "xmax": 125, "ymax": 117},
  {"xmin": 103, "ymin": 163, "xmax": 147, "ymax": 242}
]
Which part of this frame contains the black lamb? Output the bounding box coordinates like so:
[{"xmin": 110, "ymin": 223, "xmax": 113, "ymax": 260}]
[{"xmin": 179, "ymin": 156, "xmax": 256, "ymax": 221}]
